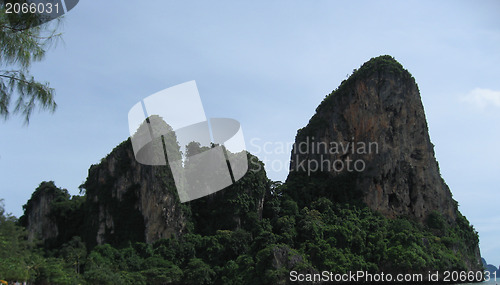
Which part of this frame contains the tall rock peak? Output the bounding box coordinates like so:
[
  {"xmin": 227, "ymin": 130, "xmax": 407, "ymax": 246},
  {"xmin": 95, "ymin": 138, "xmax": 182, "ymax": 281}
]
[{"xmin": 289, "ymin": 55, "xmax": 457, "ymax": 224}]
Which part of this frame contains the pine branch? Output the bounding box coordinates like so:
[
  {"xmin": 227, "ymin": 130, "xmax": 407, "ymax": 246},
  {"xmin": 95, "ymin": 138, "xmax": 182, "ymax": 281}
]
[
  {"xmin": 0, "ymin": 71, "xmax": 56, "ymax": 123},
  {"xmin": 0, "ymin": 73, "xmax": 32, "ymax": 85}
]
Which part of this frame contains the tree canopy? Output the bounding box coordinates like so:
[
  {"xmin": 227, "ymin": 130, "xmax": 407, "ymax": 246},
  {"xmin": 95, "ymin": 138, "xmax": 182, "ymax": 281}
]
[{"xmin": 0, "ymin": 3, "xmax": 61, "ymax": 123}]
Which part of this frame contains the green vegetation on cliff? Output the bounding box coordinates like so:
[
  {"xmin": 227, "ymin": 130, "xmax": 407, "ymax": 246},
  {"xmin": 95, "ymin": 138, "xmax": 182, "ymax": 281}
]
[
  {"xmin": 1, "ymin": 56, "xmax": 483, "ymax": 284},
  {"xmin": 298, "ymin": 55, "xmax": 416, "ymax": 139},
  {"xmin": 1, "ymin": 183, "xmax": 481, "ymax": 284}
]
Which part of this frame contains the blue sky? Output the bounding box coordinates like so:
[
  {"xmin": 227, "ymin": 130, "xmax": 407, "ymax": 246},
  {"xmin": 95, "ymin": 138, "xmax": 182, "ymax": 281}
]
[{"xmin": 1, "ymin": 0, "xmax": 499, "ymax": 266}]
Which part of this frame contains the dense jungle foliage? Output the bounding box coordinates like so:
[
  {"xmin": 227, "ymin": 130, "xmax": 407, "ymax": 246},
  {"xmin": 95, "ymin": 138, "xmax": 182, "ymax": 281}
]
[{"xmin": 1, "ymin": 169, "xmax": 479, "ymax": 284}]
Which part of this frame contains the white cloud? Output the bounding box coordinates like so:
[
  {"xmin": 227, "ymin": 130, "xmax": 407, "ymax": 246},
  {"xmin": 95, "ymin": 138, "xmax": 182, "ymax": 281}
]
[{"xmin": 461, "ymin": 88, "xmax": 500, "ymax": 109}]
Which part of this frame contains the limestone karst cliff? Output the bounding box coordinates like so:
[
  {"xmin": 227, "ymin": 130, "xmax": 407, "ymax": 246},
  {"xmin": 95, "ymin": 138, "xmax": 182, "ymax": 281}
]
[
  {"xmin": 19, "ymin": 181, "xmax": 84, "ymax": 248},
  {"xmin": 19, "ymin": 55, "xmax": 484, "ymax": 283},
  {"xmin": 22, "ymin": 136, "xmax": 269, "ymax": 248},
  {"xmin": 79, "ymin": 137, "xmax": 268, "ymax": 246},
  {"xmin": 287, "ymin": 55, "xmax": 482, "ymax": 272},
  {"xmin": 289, "ymin": 56, "xmax": 456, "ymax": 222},
  {"xmin": 80, "ymin": 138, "xmax": 189, "ymax": 246},
  {"xmin": 21, "ymin": 181, "xmax": 61, "ymax": 242}
]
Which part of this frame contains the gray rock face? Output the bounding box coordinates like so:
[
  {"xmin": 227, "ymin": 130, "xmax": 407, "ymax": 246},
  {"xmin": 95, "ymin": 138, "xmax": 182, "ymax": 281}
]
[
  {"xmin": 23, "ymin": 183, "xmax": 59, "ymax": 242},
  {"xmin": 289, "ymin": 55, "xmax": 456, "ymax": 224},
  {"xmin": 81, "ymin": 139, "xmax": 269, "ymax": 244},
  {"xmin": 83, "ymin": 139, "xmax": 187, "ymax": 245},
  {"xmin": 270, "ymin": 245, "xmax": 304, "ymax": 272}
]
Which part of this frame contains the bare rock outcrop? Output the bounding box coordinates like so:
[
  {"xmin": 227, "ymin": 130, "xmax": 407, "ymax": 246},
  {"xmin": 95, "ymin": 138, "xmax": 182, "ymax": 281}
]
[
  {"xmin": 82, "ymin": 138, "xmax": 188, "ymax": 246},
  {"xmin": 21, "ymin": 181, "xmax": 61, "ymax": 242},
  {"xmin": 289, "ymin": 55, "xmax": 457, "ymax": 223}
]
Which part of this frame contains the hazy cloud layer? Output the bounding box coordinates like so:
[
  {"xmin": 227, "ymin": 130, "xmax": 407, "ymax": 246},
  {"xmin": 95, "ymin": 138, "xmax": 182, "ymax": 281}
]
[{"xmin": 461, "ymin": 88, "xmax": 500, "ymax": 109}]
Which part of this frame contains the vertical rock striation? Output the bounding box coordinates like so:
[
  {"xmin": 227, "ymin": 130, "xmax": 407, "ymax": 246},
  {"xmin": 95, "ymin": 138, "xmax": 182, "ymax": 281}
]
[
  {"xmin": 81, "ymin": 138, "xmax": 188, "ymax": 246},
  {"xmin": 21, "ymin": 181, "xmax": 61, "ymax": 242}
]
